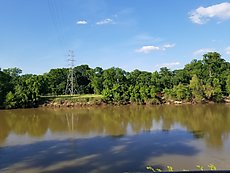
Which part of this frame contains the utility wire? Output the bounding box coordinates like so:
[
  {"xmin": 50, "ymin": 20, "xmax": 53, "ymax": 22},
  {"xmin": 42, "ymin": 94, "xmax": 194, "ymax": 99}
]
[{"xmin": 47, "ymin": 0, "xmax": 65, "ymax": 52}]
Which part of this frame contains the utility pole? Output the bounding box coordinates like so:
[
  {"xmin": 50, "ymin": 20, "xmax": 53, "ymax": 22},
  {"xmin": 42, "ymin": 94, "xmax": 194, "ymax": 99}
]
[{"xmin": 65, "ymin": 50, "xmax": 75, "ymax": 95}]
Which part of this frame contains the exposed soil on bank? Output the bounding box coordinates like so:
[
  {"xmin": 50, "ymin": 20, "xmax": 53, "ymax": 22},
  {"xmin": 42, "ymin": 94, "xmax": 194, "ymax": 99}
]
[{"xmin": 39, "ymin": 98, "xmax": 230, "ymax": 108}]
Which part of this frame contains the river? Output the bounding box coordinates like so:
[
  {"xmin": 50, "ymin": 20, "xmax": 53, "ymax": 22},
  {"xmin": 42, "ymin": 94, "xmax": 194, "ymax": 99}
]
[{"xmin": 0, "ymin": 104, "xmax": 230, "ymax": 172}]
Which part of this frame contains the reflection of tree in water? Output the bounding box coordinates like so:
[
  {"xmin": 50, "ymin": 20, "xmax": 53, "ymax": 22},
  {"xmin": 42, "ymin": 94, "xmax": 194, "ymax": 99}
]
[
  {"xmin": 5, "ymin": 110, "xmax": 49, "ymax": 137},
  {"xmin": 0, "ymin": 105, "xmax": 230, "ymax": 147},
  {"xmin": 0, "ymin": 114, "xmax": 10, "ymax": 144},
  {"xmin": 158, "ymin": 105, "xmax": 230, "ymax": 148},
  {"xmin": 27, "ymin": 114, "xmax": 49, "ymax": 137}
]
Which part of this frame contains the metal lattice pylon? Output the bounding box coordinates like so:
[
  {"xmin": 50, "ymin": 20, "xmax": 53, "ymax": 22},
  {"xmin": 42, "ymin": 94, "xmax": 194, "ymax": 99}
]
[{"xmin": 65, "ymin": 50, "xmax": 76, "ymax": 95}]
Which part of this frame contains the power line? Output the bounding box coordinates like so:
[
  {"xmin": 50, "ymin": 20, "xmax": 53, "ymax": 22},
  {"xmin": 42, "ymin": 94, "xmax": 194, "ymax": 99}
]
[
  {"xmin": 47, "ymin": 0, "xmax": 65, "ymax": 51},
  {"xmin": 65, "ymin": 50, "xmax": 76, "ymax": 95}
]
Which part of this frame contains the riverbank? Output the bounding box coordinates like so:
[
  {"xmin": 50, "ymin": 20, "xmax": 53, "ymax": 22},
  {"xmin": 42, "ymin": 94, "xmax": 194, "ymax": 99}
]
[
  {"xmin": 39, "ymin": 94, "xmax": 104, "ymax": 108},
  {"xmin": 39, "ymin": 94, "xmax": 230, "ymax": 108}
]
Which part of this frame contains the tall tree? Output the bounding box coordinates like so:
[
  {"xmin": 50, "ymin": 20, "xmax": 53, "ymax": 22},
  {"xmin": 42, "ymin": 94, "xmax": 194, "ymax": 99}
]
[
  {"xmin": 46, "ymin": 68, "xmax": 68, "ymax": 95},
  {"xmin": 74, "ymin": 65, "xmax": 93, "ymax": 94},
  {"xmin": 227, "ymin": 75, "xmax": 230, "ymax": 96},
  {"xmin": 189, "ymin": 75, "xmax": 203, "ymax": 102},
  {"xmin": 159, "ymin": 67, "xmax": 173, "ymax": 89},
  {"xmin": 0, "ymin": 71, "xmax": 12, "ymax": 107},
  {"xmin": 90, "ymin": 67, "xmax": 103, "ymax": 94},
  {"xmin": 3, "ymin": 67, "xmax": 22, "ymax": 78},
  {"xmin": 212, "ymin": 78, "xmax": 223, "ymax": 102}
]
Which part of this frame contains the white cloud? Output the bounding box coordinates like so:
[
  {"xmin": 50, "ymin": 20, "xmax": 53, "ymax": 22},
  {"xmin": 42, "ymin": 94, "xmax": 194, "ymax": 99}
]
[
  {"xmin": 193, "ymin": 48, "xmax": 215, "ymax": 55},
  {"xmin": 162, "ymin": 44, "xmax": 176, "ymax": 50},
  {"xmin": 76, "ymin": 20, "xmax": 87, "ymax": 25},
  {"xmin": 163, "ymin": 44, "xmax": 175, "ymax": 48},
  {"xmin": 96, "ymin": 18, "xmax": 114, "ymax": 25},
  {"xmin": 226, "ymin": 46, "xmax": 230, "ymax": 54},
  {"xmin": 189, "ymin": 2, "xmax": 230, "ymax": 24},
  {"xmin": 155, "ymin": 62, "xmax": 180, "ymax": 68},
  {"xmin": 136, "ymin": 43, "xmax": 175, "ymax": 53},
  {"xmin": 136, "ymin": 46, "xmax": 160, "ymax": 54}
]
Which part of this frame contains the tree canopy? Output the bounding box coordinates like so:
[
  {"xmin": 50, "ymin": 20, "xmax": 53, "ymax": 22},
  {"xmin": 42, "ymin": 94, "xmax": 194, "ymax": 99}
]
[{"xmin": 0, "ymin": 52, "xmax": 229, "ymax": 109}]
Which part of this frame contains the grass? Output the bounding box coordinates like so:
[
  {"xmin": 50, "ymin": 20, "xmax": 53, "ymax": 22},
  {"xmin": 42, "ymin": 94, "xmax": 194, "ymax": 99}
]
[
  {"xmin": 40, "ymin": 94, "xmax": 103, "ymax": 105},
  {"xmin": 146, "ymin": 164, "xmax": 217, "ymax": 172},
  {"xmin": 40, "ymin": 94, "xmax": 102, "ymax": 100}
]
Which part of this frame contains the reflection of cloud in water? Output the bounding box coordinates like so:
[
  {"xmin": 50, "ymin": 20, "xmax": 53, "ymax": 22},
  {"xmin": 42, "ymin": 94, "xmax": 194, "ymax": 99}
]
[
  {"xmin": 0, "ymin": 130, "xmax": 199, "ymax": 173},
  {"xmin": 1, "ymin": 104, "xmax": 230, "ymax": 171},
  {"xmin": 111, "ymin": 145, "xmax": 127, "ymax": 154}
]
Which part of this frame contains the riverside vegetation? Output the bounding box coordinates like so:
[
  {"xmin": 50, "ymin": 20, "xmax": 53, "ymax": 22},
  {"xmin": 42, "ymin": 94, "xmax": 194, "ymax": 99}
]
[
  {"xmin": 146, "ymin": 164, "xmax": 217, "ymax": 172},
  {"xmin": 0, "ymin": 52, "xmax": 230, "ymax": 109}
]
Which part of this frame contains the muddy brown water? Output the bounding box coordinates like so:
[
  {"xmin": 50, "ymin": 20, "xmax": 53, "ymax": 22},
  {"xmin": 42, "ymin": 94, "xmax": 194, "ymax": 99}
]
[{"xmin": 0, "ymin": 104, "xmax": 230, "ymax": 172}]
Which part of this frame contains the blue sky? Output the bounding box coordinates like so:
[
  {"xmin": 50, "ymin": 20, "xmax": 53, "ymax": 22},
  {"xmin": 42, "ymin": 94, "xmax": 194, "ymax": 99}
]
[{"xmin": 0, "ymin": 0, "xmax": 230, "ymax": 74}]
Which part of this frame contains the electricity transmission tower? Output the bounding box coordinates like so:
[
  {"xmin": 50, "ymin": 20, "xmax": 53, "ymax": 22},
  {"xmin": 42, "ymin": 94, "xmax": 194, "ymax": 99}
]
[{"xmin": 65, "ymin": 50, "xmax": 76, "ymax": 95}]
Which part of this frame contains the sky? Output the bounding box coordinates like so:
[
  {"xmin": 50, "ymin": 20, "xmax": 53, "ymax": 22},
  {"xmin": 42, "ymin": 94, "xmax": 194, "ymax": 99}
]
[{"xmin": 0, "ymin": 0, "xmax": 230, "ymax": 74}]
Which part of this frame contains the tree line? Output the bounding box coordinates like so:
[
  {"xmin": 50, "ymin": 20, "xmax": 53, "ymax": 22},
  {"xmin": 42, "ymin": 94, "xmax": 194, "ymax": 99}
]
[{"xmin": 0, "ymin": 52, "xmax": 230, "ymax": 109}]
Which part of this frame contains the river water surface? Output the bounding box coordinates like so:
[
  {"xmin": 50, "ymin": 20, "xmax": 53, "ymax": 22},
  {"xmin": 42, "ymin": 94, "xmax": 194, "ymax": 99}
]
[{"xmin": 0, "ymin": 104, "xmax": 230, "ymax": 172}]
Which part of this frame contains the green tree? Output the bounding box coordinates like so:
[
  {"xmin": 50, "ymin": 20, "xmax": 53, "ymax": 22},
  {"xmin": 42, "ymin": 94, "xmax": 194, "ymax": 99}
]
[
  {"xmin": 3, "ymin": 67, "xmax": 22, "ymax": 78},
  {"xmin": 159, "ymin": 67, "xmax": 173, "ymax": 90},
  {"xmin": 172, "ymin": 69, "xmax": 190, "ymax": 86},
  {"xmin": 212, "ymin": 78, "xmax": 223, "ymax": 102},
  {"xmin": 0, "ymin": 70, "xmax": 12, "ymax": 108},
  {"xmin": 203, "ymin": 83, "xmax": 214, "ymax": 100},
  {"xmin": 111, "ymin": 84, "xmax": 129, "ymax": 104},
  {"xmin": 102, "ymin": 67, "xmax": 127, "ymax": 93},
  {"xmin": 163, "ymin": 88, "xmax": 174, "ymax": 101},
  {"xmin": 227, "ymin": 75, "xmax": 230, "ymax": 96},
  {"xmin": 102, "ymin": 72, "xmax": 129, "ymax": 104},
  {"xmin": 129, "ymin": 85, "xmax": 142, "ymax": 103},
  {"xmin": 184, "ymin": 59, "xmax": 203, "ymax": 79},
  {"xmin": 189, "ymin": 75, "xmax": 203, "ymax": 102},
  {"xmin": 102, "ymin": 88, "xmax": 113, "ymax": 103},
  {"xmin": 11, "ymin": 75, "xmax": 43, "ymax": 108},
  {"xmin": 127, "ymin": 69, "xmax": 141, "ymax": 86},
  {"xmin": 74, "ymin": 65, "xmax": 93, "ymax": 94},
  {"xmin": 4, "ymin": 91, "xmax": 17, "ymax": 109},
  {"xmin": 46, "ymin": 68, "xmax": 68, "ymax": 95},
  {"xmin": 202, "ymin": 52, "xmax": 225, "ymax": 79},
  {"xmin": 151, "ymin": 71, "xmax": 161, "ymax": 92},
  {"xmin": 173, "ymin": 83, "xmax": 191, "ymax": 101},
  {"xmin": 90, "ymin": 67, "xmax": 103, "ymax": 94}
]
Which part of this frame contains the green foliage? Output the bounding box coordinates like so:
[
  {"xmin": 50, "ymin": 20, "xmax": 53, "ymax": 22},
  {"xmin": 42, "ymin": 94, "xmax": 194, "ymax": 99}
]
[
  {"xmin": 1, "ymin": 52, "xmax": 230, "ymax": 109},
  {"xmin": 159, "ymin": 67, "xmax": 173, "ymax": 89},
  {"xmin": 212, "ymin": 78, "xmax": 223, "ymax": 102},
  {"xmin": 226, "ymin": 75, "xmax": 230, "ymax": 96},
  {"xmin": 189, "ymin": 75, "xmax": 203, "ymax": 102},
  {"xmin": 172, "ymin": 69, "xmax": 190, "ymax": 85},
  {"xmin": 173, "ymin": 83, "xmax": 191, "ymax": 101},
  {"xmin": 167, "ymin": 166, "xmax": 174, "ymax": 172},
  {"xmin": 4, "ymin": 91, "xmax": 17, "ymax": 109},
  {"xmin": 3, "ymin": 67, "xmax": 22, "ymax": 78},
  {"xmin": 196, "ymin": 165, "xmax": 204, "ymax": 171},
  {"xmin": 203, "ymin": 83, "xmax": 214, "ymax": 100},
  {"xmin": 90, "ymin": 67, "xmax": 103, "ymax": 94},
  {"xmin": 146, "ymin": 164, "xmax": 217, "ymax": 172},
  {"xmin": 45, "ymin": 68, "xmax": 68, "ymax": 95},
  {"xmin": 74, "ymin": 65, "xmax": 93, "ymax": 94},
  {"xmin": 163, "ymin": 88, "xmax": 174, "ymax": 101},
  {"xmin": 0, "ymin": 70, "xmax": 12, "ymax": 107},
  {"xmin": 13, "ymin": 77, "xmax": 38, "ymax": 108},
  {"xmin": 208, "ymin": 164, "xmax": 217, "ymax": 170},
  {"xmin": 184, "ymin": 59, "xmax": 203, "ymax": 79},
  {"xmin": 102, "ymin": 88, "xmax": 113, "ymax": 103},
  {"xmin": 163, "ymin": 84, "xmax": 191, "ymax": 102}
]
